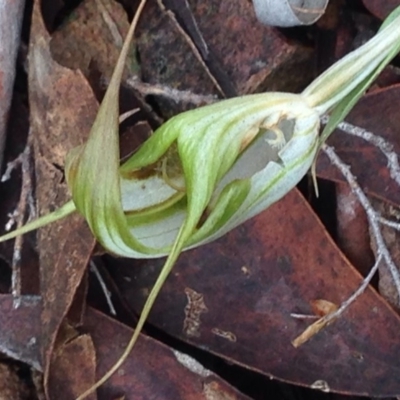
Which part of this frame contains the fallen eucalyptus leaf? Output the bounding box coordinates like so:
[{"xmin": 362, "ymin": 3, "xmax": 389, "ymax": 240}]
[
  {"xmin": 0, "ymin": 0, "xmax": 25, "ymax": 168},
  {"xmin": 252, "ymin": 0, "xmax": 328, "ymax": 27}
]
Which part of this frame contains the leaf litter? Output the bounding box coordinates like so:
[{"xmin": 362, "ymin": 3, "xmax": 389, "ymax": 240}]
[{"xmin": 0, "ymin": 0, "xmax": 399, "ymax": 398}]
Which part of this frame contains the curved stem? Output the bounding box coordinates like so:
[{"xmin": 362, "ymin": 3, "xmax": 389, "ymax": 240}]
[
  {"xmin": 0, "ymin": 200, "xmax": 76, "ymax": 243},
  {"xmin": 76, "ymin": 224, "xmax": 185, "ymax": 400},
  {"xmin": 302, "ymin": 13, "xmax": 400, "ymax": 114}
]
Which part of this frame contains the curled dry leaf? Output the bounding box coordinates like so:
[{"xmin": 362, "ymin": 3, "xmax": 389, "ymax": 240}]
[
  {"xmin": 0, "ymin": 0, "xmax": 25, "ymax": 167},
  {"xmin": 252, "ymin": 0, "xmax": 328, "ymax": 27}
]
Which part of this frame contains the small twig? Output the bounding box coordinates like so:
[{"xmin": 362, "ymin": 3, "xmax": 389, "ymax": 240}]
[
  {"xmin": 378, "ymin": 216, "xmax": 400, "ymax": 231},
  {"xmin": 322, "ymin": 144, "xmax": 400, "ymax": 298},
  {"xmin": 294, "ymin": 143, "xmax": 400, "ymax": 346},
  {"xmin": 95, "ymin": 0, "xmax": 124, "ymax": 47},
  {"xmin": 1, "ymin": 151, "xmax": 24, "ymax": 182},
  {"xmin": 5, "ymin": 210, "xmax": 19, "ymax": 232},
  {"xmin": 156, "ymin": 0, "xmax": 225, "ymax": 97},
  {"xmin": 126, "ymin": 77, "xmax": 217, "ymax": 106},
  {"xmin": 322, "ymin": 116, "xmax": 400, "ymax": 188},
  {"xmin": 9, "ymin": 139, "xmax": 35, "ymax": 307},
  {"xmin": 90, "ymin": 260, "xmax": 116, "ymax": 316},
  {"xmin": 293, "ymin": 252, "xmax": 383, "ymax": 347},
  {"xmin": 119, "ymin": 108, "xmax": 140, "ymax": 124},
  {"xmin": 290, "ymin": 313, "xmax": 319, "ymax": 320}
]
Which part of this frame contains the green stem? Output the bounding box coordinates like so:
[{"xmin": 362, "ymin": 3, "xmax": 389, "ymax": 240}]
[
  {"xmin": 302, "ymin": 12, "xmax": 400, "ymax": 114},
  {"xmin": 76, "ymin": 223, "xmax": 186, "ymax": 400},
  {"xmin": 0, "ymin": 200, "xmax": 76, "ymax": 243}
]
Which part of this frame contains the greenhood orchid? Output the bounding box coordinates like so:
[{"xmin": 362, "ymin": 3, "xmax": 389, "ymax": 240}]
[{"xmin": 1, "ymin": 3, "xmax": 400, "ymax": 398}]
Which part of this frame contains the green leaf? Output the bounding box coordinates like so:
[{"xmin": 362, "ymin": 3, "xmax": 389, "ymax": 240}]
[
  {"xmin": 318, "ymin": 6, "xmax": 400, "ymax": 145},
  {"xmin": 302, "ymin": 8, "xmax": 400, "ymax": 115}
]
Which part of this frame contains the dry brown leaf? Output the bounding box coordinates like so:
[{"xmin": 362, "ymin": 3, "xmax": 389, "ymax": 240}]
[
  {"xmin": 0, "ymin": 361, "xmax": 31, "ymax": 400},
  {"xmin": 50, "ymin": 0, "xmax": 137, "ymax": 82},
  {"xmin": 112, "ymin": 189, "xmax": 400, "ymax": 396},
  {"xmin": 0, "ymin": 294, "xmax": 41, "ymax": 370},
  {"xmin": 48, "ymin": 334, "xmax": 97, "ymax": 400},
  {"xmin": 370, "ymin": 199, "xmax": 400, "ymax": 310},
  {"xmin": 29, "ymin": 0, "xmax": 97, "ymax": 394},
  {"xmin": 0, "ymin": 0, "xmax": 25, "ymax": 167}
]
